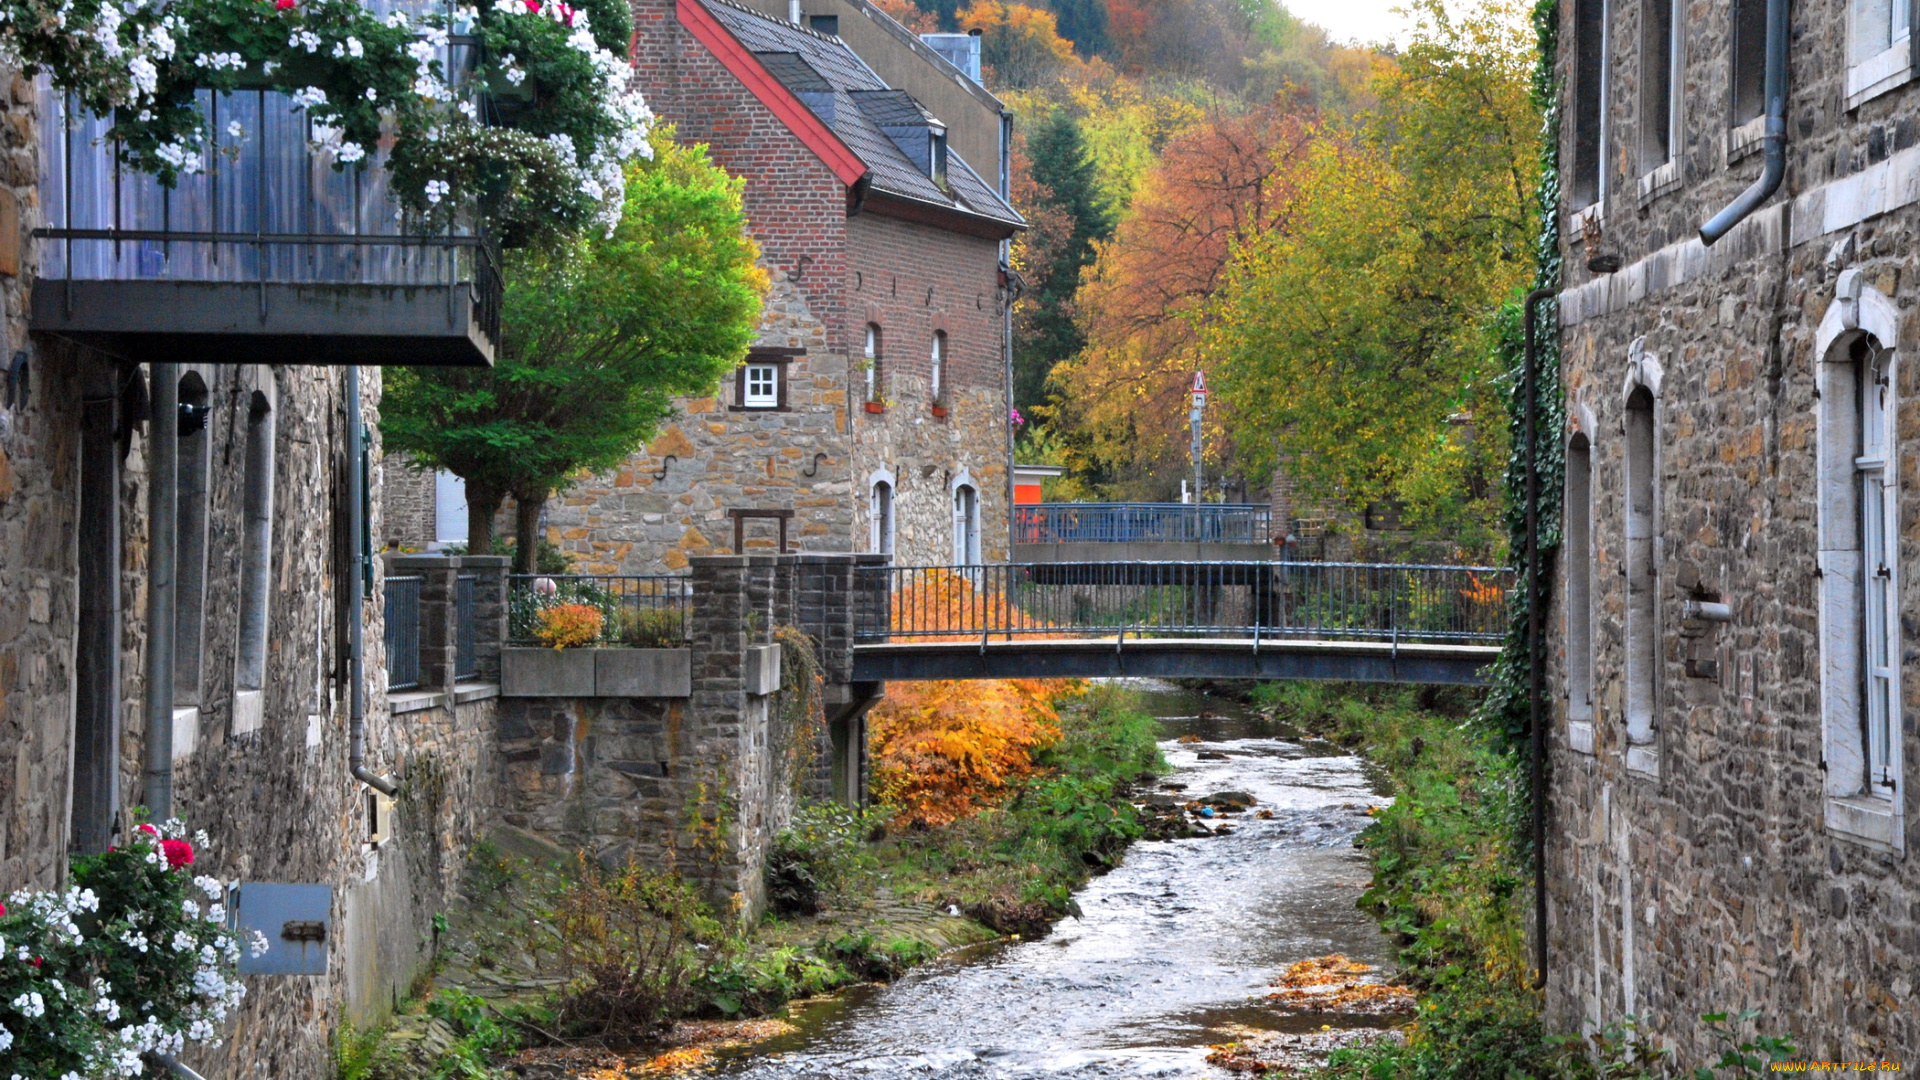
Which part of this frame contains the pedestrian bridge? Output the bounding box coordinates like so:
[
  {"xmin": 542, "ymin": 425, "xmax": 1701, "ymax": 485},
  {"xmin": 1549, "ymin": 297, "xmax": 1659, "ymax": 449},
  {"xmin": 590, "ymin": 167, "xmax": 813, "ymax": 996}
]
[
  {"xmin": 849, "ymin": 561, "xmax": 1509, "ymax": 685},
  {"xmin": 1012, "ymin": 503, "xmax": 1280, "ymax": 564}
]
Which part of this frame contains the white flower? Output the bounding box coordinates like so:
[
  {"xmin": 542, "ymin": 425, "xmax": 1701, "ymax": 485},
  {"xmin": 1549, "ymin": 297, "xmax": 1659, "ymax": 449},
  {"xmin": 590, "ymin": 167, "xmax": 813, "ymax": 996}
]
[
  {"xmin": 337, "ymin": 141, "xmax": 366, "ymax": 164},
  {"xmin": 365, "ymin": 86, "xmax": 378, "ymax": 101},
  {"xmin": 128, "ymin": 56, "xmax": 158, "ymax": 97},
  {"xmin": 226, "ymin": 120, "xmax": 244, "ymax": 141},
  {"xmin": 248, "ymin": 929, "xmax": 271, "ymax": 957},
  {"xmin": 11, "ymin": 992, "xmax": 44, "ymax": 1019},
  {"xmin": 0, "ymin": 1024, "xmax": 11, "ymax": 1051},
  {"xmin": 291, "ymin": 86, "xmax": 327, "ymax": 109},
  {"xmin": 424, "ymin": 179, "xmax": 450, "ymax": 204}
]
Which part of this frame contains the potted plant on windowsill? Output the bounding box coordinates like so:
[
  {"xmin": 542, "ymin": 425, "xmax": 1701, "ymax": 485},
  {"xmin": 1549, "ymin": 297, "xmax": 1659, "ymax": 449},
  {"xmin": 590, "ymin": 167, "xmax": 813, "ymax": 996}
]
[
  {"xmin": 930, "ymin": 402, "xmax": 949, "ymax": 418},
  {"xmin": 865, "ymin": 400, "xmax": 886, "ymax": 414}
]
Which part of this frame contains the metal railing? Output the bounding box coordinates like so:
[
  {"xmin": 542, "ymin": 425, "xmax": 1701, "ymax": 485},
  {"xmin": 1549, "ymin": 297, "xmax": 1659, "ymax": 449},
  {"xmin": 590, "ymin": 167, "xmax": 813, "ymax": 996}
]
[
  {"xmin": 455, "ymin": 574, "xmax": 478, "ymax": 680},
  {"xmin": 1013, "ymin": 503, "xmax": 1273, "ymax": 544},
  {"xmin": 508, "ymin": 575, "xmax": 691, "ymax": 647},
  {"xmin": 854, "ymin": 562, "xmax": 1510, "ymax": 646},
  {"xmin": 385, "ymin": 575, "xmax": 424, "ymax": 690}
]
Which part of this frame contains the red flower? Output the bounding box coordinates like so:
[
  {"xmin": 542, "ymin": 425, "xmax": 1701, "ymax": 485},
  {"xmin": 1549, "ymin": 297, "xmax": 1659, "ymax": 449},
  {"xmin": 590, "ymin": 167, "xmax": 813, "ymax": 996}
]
[
  {"xmin": 138, "ymin": 823, "xmax": 158, "ymax": 836},
  {"xmin": 559, "ymin": 2, "xmax": 574, "ymax": 23},
  {"xmin": 523, "ymin": 0, "xmax": 540, "ymax": 12},
  {"xmin": 161, "ymin": 839, "xmax": 195, "ymax": 869},
  {"xmin": 276, "ymin": 0, "xmax": 297, "ymax": 9},
  {"xmin": 31, "ymin": 957, "xmax": 41, "ymax": 969}
]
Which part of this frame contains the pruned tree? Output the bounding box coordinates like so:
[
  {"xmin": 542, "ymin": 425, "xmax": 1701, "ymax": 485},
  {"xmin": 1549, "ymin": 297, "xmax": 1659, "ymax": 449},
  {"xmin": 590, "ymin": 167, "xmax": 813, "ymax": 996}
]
[{"xmin": 382, "ymin": 129, "xmax": 766, "ymax": 571}]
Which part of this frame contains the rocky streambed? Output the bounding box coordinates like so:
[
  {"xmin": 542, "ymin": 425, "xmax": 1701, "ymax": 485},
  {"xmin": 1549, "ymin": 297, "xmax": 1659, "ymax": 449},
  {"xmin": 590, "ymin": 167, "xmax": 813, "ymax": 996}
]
[{"xmin": 702, "ymin": 680, "xmax": 1409, "ymax": 1080}]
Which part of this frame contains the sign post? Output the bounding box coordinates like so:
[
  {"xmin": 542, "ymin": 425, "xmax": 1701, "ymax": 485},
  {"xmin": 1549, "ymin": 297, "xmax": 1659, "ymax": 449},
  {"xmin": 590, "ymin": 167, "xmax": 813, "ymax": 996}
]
[{"xmin": 1189, "ymin": 372, "xmax": 1207, "ymax": 504}]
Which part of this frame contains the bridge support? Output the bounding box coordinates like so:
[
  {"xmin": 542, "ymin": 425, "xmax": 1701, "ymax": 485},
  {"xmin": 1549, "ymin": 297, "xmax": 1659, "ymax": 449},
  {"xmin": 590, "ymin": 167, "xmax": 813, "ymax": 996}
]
[{"xmin": 851, "ymin": 639, "xmax": 1497, "ymax": 685}]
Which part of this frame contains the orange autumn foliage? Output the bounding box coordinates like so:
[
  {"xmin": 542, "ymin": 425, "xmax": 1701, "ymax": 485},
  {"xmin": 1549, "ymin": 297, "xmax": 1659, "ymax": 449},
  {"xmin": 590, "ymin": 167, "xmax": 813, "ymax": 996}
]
[{"xmin": 868, "ymin": 569, "xmax": 1080, "ymax": 826}]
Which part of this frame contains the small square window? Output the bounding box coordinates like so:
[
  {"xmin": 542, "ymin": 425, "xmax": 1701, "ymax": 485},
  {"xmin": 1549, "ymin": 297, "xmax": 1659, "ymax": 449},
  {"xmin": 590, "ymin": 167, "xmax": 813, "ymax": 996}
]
[{"xmin": 744, "ymin": 364, "xmax": 779, "ymax": 408}]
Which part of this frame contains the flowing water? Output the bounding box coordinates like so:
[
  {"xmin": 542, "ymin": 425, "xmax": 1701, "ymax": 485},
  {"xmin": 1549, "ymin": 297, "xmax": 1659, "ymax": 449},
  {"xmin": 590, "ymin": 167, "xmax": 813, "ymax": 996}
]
[{"xmin": 715, "ymin": 680, "xmax": 1397, "ymax": 1079}]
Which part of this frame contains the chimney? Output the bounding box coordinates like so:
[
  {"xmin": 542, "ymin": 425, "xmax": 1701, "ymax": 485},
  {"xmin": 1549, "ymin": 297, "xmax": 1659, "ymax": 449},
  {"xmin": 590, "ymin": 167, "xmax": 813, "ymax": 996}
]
[
  {"xmin": 919, "ymin": 31, "xmax": 982, "ymax": 83},
  {"xmin": 788, "ymin": 0, "xmax": 801, "ymax": 24}
]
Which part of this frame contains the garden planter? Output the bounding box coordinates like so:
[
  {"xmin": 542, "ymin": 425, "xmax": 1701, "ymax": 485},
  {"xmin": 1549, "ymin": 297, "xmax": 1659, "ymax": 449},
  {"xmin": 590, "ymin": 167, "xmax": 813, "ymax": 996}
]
[
  {"xmin": 595, "ymin": 647, "xmax": 692, "ymax": 697},
  {"xmin": 502, "ymin": 647, "xmax": 595, "ymax": 697},
  {"xmin": 930, "ymin": 405, "xmax": 949, "ymax": 418},
  {"xmin": 865, "ymin": 401, "xmax": 886, "ymax": 413}
]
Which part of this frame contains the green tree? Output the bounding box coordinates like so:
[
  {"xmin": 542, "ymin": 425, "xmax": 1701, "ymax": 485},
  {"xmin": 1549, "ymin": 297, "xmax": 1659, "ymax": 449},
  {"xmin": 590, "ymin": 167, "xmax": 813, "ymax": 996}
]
[
  {"xmin": 382, "ymin": 130, "xmax": 765, "ymax": 571},
  {"xmin": 1205, "ymin": 0, "xmax": 1538, "ymax": 553},
  {"xmin": 1014, "ymin": 107, "xmax": 1113, "ymax": 412}
]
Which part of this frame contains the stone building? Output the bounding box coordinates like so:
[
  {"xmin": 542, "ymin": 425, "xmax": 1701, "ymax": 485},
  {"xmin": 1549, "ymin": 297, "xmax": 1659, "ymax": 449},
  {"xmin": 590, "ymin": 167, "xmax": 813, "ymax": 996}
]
[
  {"xmin": 1545, "ymin": 0, "xmax": 1917, "ymax": 1058},
  {"xmin": 0, "ymin": 67, "xmax": 507, "ymax": 1073},
  {"xmin": 536, "ymin": 0, "xmax": 1023, "ymax": 573}
]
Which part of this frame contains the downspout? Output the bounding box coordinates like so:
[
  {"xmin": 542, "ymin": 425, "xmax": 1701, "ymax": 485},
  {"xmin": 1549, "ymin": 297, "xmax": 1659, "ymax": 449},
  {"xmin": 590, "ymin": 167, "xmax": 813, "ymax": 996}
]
[
  {"xmin": 1002, "ymin": 261, "xmax": 1021, "ymax": 557},
  {"xmin": 346, "ymin": 365, "xmax": 397, "ymax": 797},
  {"xmin": 1522, "ymin": 286, "xmax": 1554, "ymax": 991},
  {"xmin": 142, "ymin": 363, "xmax": 179, "ymax": 818},
  {"xmin": 1699, "ymin": 0, "xmax": 1787, "ymax": 244}
]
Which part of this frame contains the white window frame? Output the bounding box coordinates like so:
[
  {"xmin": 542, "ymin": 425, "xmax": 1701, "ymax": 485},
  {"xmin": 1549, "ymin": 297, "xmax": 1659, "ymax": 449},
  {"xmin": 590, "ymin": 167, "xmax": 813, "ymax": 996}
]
[
  {"xmin": 864, "ymin": 324, "xmax": 883, "ymax": 404},
  {"xmin": 1565, "ymin": 406, "xmax": 1597, "ymax": 755},
  {"xmin": 1621, "ymin": 345, "xmax": 1663, "ymax": 778},
  {"xmin": 930, "ymin": 331, "xmax": 947, "ymax": 406},
  {"xmin": 743, "ymin": 362, "xmax": 780, "ymax": 408},
  {"xmin": 1848, "ymin": 0, "xmax": 1913, "ymax": 107},
  {"xmin": 1637, "ymin": 0, "xmax": 1682, "ymax": 198},
  {"xmin": 233, "ymin": 382, "xmax": 276, "ymax": 736},
  {"xmin": 951, "ymin": 471, "xmax": 980, "ymax": 565},
  {"xmin": 1815, "ymin": 271, "xmax": 1905, "ymax": 853},
  {"xmin": 869, "ymin": 468, "xmax": 896, "ymax": 559}
]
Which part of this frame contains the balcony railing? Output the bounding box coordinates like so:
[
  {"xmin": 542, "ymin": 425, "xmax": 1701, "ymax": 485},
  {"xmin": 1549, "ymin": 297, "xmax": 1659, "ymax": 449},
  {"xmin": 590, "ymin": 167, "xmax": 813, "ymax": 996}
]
[
  {"xmin": 32, "ymin": 72, "xmax": 499, "ymax": 366},
  {"xmin": 508, "ymin": 575, "xmax": 692, "ymax": 647},
  {"xmin": 1013, "ymin": 503, "xmax": 1274, "ymax": 544},
  {"xmin": 385, "ymin": 575, "xmax": 424, "ymax": 690},
  {"xmin": 455, "ymin": 574, "xmax": 478, "ymax": 680}
]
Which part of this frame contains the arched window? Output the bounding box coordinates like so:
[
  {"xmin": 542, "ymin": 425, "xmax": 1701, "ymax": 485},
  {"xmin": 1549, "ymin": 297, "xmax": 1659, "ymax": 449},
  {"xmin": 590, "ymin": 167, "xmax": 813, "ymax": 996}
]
[
  {"xmin": 1565, "ymin": 428, "xmax": 1595, "ymax": 742},
  {"xmin": 870, "ymin": 478, "xmax": 895, "ymax": 558},
  {"xmin": 1623, "ymin": 376, "xmax": 1658, "ymax": 767},
  {"xmin": 234, "ymin": 390, "xmax": 275, "ymax": 735},
  {"xmin": 174, "ymin": 371, "xmax": 211, "ymax": 709},
  {"xmin": 952, "ymin": 483, "xmax": 979, "ymax": 564},
  {"xmin": 1817, "ymin": 278, "xmax": 1903, "ymax": 849},
  {"xmin": 930, "ymin": 331, "xmax": 946, "ymax": 406},
  {"xmin": 864, "ymin": 324, "xmax": 883, "ymax": 405}
]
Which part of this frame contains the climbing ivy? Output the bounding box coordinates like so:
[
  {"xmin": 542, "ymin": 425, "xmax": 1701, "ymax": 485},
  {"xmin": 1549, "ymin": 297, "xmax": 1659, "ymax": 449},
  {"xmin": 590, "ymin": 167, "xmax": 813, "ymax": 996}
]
[{"xmin": 1477, "ymin": 0, "xmax": 1563, "ymax": 763}]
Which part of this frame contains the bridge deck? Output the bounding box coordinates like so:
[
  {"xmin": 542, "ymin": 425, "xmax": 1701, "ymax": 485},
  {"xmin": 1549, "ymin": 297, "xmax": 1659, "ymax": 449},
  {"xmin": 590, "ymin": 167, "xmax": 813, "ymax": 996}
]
[{"xmin": 851, "ymin": 638, "xmax": 1499, "ymax": 685}]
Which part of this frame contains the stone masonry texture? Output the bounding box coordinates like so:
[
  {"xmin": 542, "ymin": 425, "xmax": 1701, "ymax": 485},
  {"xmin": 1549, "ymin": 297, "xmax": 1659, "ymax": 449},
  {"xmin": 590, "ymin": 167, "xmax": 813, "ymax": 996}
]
[{"xmin": 1546, "ymin": 0, "xmax": 1920, "ymax": 1060}]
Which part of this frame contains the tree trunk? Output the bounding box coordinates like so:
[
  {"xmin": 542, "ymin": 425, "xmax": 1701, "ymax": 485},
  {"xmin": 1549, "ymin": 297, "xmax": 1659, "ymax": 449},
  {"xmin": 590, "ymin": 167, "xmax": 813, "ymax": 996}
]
[
  {"xmin": 513, "ymin": 488, "xmax": 548, "ymax": 575},
  {"xmin": 467, "ymin": 483, "xmax": 504, "ymax": 559}
]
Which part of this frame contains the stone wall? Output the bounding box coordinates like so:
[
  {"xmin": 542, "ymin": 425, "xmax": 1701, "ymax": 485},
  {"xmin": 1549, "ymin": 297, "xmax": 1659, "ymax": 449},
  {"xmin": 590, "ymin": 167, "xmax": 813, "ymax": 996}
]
[
  {"xmin": 385, "ymin": 454, "xmax": 440, "ymax": 552},
  {"xmin": 1544, "ymin": 0, "xmax": 1920, "ymax": 1059}
]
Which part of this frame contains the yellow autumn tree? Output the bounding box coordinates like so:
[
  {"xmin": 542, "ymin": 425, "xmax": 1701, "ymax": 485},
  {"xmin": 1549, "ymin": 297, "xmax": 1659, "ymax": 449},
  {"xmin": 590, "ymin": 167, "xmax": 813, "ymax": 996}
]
[
  {"xmin": 1204, "ymin": 0, "xmax": 1538, "ymax": 553},
  {"xmin": 866, "ymin": 569, "xmax": 1080, "ymax": 826}
]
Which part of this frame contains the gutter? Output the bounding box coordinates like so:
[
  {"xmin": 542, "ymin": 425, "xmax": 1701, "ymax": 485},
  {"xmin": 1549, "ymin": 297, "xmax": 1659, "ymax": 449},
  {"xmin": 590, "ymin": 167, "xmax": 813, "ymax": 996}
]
[
  {"xmin": 345, "ymin": 365, "xmax": 397, "ymax": 798},
  {"xmin": 142, "ymin": 363, "xmax": 179, "ymax": 818},
  {"xmin": 1700, "ymin": 0, "xmax": 1787, "ymax": 244}
]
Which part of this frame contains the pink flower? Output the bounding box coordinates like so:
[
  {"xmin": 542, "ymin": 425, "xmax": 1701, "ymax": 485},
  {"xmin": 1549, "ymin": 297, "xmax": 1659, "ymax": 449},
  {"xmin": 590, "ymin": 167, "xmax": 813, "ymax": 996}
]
[
  {"xmin": 524, "ymin": 0, "xmax": 541, "ymax": 12},
  {"xmin": 276, "ymin": 0, "xmax": 296, "ymax": 8},
  {"xmin": 559, "ymin": 2, "xmax": 574, "ymax": 23},
  {"xmin": 1009, "ymin": 408, "xmax": 1025, "ymax": 426},
  {"xmin": 161, "ymin": 839, "xmax": 195, "ymax": 869},
  {"xmin": 138, "ymin": 823, "xmax": 158, "ymax": 836}
]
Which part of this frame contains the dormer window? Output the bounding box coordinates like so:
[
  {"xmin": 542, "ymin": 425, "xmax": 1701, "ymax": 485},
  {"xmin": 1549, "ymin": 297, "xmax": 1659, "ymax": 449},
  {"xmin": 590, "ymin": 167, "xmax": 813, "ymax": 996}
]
[{"xmin": 931, "ymin": 128, "xmax": 949, "ymax": 186}]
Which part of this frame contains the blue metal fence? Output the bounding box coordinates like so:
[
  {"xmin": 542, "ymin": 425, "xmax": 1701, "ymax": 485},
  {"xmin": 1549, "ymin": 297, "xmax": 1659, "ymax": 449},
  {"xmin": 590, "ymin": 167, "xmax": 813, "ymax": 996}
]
[
  {"xmin": 385, "ymin": 576, "xmax": 423, "ymax": 690},
  {"xmin": 1014, "ymin": 503, "xmax": 1273, "ymax": 544},
  {"xmin": 507, "ymin": 575, "xmax": 691, "ymax": 647}
]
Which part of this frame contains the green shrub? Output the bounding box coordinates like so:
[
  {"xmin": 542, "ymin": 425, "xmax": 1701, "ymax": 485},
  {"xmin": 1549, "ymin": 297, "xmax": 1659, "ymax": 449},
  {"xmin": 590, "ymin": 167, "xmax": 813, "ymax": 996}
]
[
  {"xmin": 548, "ymin": 860, "xmax": 715, "ymax": 1036},
  {"xmin": 766, "ymin": 803, "xmax": 888, "ymax": 916}
]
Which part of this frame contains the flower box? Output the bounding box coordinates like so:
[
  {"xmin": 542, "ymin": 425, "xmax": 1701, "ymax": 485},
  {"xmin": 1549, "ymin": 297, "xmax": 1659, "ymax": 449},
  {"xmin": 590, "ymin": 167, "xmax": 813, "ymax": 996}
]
[
  {"xmin": 930, "ymin": 405, "xmax": 949, "ymax": 418},
  {"xmin": 502, "ymin": 646, "xmax": 596, "ymax": 696},
  {"xmin": 502, "ymin": 646, "xmax": 693, "ymax": 697},
  {"xmin": 864, "ymin": 401, "xmax": 886, "ymax": 414}
]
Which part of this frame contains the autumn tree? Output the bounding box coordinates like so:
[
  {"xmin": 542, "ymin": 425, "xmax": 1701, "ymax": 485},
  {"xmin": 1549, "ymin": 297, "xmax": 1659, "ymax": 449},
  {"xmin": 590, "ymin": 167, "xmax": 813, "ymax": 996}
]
[
  {"xmin": 382, "ymin": 131, "xmax": 766, "ymax": 570},
  {"xmin": 960, "ymin": 0, "xmax": 1080, "ymax": 88},
  {"xmin": 1050, "ymin": 101, "xmax": 1313, "ymax": 497},
  {"xmin": 1011, "ymin": 107, "xmax": 1111, "ymax": 411},
  {"xmin": 1205, "ymin": 0, "xmax": 1538, "ymax": 552},
  {"xmin": 871, "ymin": 0, "xmax": 939, "ymax": 32}
]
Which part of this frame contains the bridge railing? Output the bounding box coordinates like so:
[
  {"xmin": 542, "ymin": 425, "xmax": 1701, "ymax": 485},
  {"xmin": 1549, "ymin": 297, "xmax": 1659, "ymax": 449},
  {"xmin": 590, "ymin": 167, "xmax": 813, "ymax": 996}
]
[
  {"xmin": 1013, "ymin": 503, "xmax": 1273, "ymax": 544},
  {"xmin": 854, "ymin": 562, "xmax": 1510, "ymax": 645}
]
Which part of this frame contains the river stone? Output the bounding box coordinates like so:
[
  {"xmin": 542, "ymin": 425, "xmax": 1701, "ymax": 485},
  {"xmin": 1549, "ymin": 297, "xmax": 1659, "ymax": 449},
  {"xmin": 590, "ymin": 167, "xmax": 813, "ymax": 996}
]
[{"xmin": 1203, "ymin": 791, "xmax": 1256, "ymax": 808}]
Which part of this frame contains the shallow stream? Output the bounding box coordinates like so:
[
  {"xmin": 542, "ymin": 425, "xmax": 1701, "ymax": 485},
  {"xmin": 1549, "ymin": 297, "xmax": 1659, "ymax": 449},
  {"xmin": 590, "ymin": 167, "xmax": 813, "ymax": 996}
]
[{"xmin": 714, "ymin": 680, "xmax": 1397, "ymax": 1079}]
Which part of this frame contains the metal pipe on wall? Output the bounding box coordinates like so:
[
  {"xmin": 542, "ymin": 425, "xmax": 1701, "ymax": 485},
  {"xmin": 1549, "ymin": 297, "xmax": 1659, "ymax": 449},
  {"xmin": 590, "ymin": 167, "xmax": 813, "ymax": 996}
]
[
  {"xmin": 1699, "ymin": 0, "xmax": 1787, "ymax": 244},
  {"xmin": 143, "ymin": 363, "xmax": 179, "ymax": 819},
  {"xmin": 346, "ymin": 365, "xmax": 397, "ymax": 797}
]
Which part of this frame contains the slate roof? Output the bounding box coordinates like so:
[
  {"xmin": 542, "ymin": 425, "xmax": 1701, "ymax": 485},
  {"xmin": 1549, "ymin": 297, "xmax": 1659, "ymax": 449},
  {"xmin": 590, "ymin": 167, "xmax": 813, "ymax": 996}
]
[{"xmin": 696, "ymin": 0, "xmax": 1024, "ymax": 230}]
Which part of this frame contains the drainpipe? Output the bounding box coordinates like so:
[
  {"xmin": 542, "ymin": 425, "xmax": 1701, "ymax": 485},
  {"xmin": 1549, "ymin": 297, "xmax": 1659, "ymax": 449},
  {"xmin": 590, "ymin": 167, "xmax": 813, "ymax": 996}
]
[
  {"xmin": 1699, "ymin": 0, "xmax": 1787, "ymax": 244},
  {"xmin": 143, "ymin": 363, "xmax": 179, "ymax": 819},
  {"xmin": 346, "ymin": 365, "xmax": 397, "ymax": 797},
  {"xmin": 1002, "ymin": 259, "xmax": 1020, "ymax": 556},
  {"xmin": 1522, "ymin": 286, "xmax": 1554, "ymax": 991}
]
